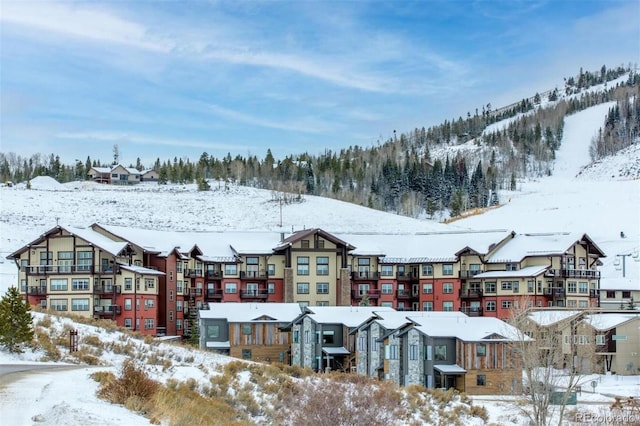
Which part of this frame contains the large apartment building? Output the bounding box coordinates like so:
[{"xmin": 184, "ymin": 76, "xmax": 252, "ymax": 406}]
[{"xmin": 7, "ymin": 224, "xmax": 606, "ymax": 336}]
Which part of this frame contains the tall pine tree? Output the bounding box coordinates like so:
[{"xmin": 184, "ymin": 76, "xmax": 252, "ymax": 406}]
[{"xmin": 0, "ymin": 287, "xmax": 34, "ymax": 353}]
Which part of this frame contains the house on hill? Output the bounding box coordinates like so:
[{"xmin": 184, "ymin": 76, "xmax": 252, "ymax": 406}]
[{"xmin": 87, "ymin": 165, "xmax": 144, "ymax": 185}]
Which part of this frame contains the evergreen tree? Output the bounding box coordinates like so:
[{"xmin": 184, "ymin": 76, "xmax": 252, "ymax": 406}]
[{"xmin": 0, "ymin": 287, "xmax": 34, "ymax": 353}]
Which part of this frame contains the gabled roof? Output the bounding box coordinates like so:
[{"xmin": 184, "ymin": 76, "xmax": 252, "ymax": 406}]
[
  {"xmin": 118, "ymin": 263, "xmax": 165, "ymax": 276},
  {"xmin": 199, "ymin": 303, "xmax": 303, "ymax": 323},
  {"xmin": 89, "ymin": 167, "xmax": 112, "ymax": 174},
  {"xmin": 353, "ymin": 310, "xmax": 423, "ymax": 334},
  {"xmin": 582, "ymin": 313, "xmax": 640, "ymax": 331},
  {"xmin": 288, "ymin": 306, "xmax": 395, "ymax": 328},
  {"xmin": 404, "ymin": 315, "xmax": 529, "ymax": 342},
  {"xmin": 526, "ymin": 309, "xmax": 584, "ymax": 327},
  {"xmin": 276, "ymin": 228, "xmax": 355, "ymax": 251},
  {"xmin": 486, "ymin": 232, "xmax": 606, "ymax": 263},
  {"xmin": 7, "ymin": 225, "xmax": 131, "ymax": 259}
]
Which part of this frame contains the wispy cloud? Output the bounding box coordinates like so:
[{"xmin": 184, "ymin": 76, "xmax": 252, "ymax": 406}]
[{"xmin": 56, "ymin": 131, "xmax": 247, "ymax": 151}]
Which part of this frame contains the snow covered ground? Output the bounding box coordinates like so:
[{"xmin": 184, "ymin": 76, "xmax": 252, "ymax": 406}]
[{"xmin": 0, "ymin": 100, "xmax": 639, "ymax": 424}]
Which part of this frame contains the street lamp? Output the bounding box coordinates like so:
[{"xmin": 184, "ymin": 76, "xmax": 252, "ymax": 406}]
[{"xmin": 614, "ymin": 250, "xmax": 640, "ymax": 277}]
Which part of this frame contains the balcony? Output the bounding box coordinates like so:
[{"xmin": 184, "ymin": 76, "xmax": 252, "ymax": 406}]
[
  {"xmin": 396, "ymin": 289, "xmax": 413, "ymax": 299},
  {"xmin": 240, "ymin": 271, "xmax": 268, "ymax": 280},
  {"xmin": 459, "ymin": 289, "xmax": 483, "ymax": 299},
  {"xmin": 23, "ymin": 265, "xmax": 95, "ymax": 275},
  {"xmin": 544, "ymin": 288, "xmax": 566, "ymax": 298},
  {"xmin": 94, "ymin": 285, "xmax": 121, "ymax": 295},
  {"xmin": 396, "ymin": 272, "xmax": 417, "ymax": 282},
  {"xmin": 185, "ymin": 269, "xmax": 203, "ymax": 278},
  {"xmin": 545, "ymin": 269, "xmax": 600, "ymax": 279},
  {"xmin": 189, "ymin": 288, "xmax": 203, "ymax": 297},
  {"xmin": 459, "ymin": 307, "xmax": 483, "ymax": 316},
  {"xmin": 205, "ymin": 270, "xmax": 222, "ymax": 279},
  {"xmin": 590, "ymin": 289, "xmax": 598, "ymax": 298},
  {"xmin": 27, "ymin": 286, "xmax": 47, "ymax": 295},
  {"xmin": 240, "ymin": 289, "xmax": 269, "ymax": 299},
  {"xmin": 206, "ymin": 289, "xmax": 223, "ymax": 300},
  {"xmin": 351, "ymin": 290, "xmax": 381, "ymax": 300},
  {"xmin": 351, "ymin": 271, "xmax": 380, "ymax": 280},
  {"xmin": 459, "ymin": 270, "xmax": 482, "ymax": 279},
  {"xmin": 94, "ymin": 305, "xmax": 121, "ymax": 316}
]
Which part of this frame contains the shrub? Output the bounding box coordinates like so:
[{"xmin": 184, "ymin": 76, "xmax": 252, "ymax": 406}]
[{"xmin": 96, "ymin": 359, "xmax": 159, "ymax": 413}]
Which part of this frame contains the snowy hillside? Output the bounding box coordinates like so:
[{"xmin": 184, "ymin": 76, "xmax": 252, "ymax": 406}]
[{"xmin": 1, "ymin": 103, "xmax": 639, "ymax": 294}]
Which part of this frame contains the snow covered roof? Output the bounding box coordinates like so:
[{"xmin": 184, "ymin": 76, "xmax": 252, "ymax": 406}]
[
  {"xmin": 599, "ymin": 277, "xmax": 640, "ymax": 291},
  {"xmin": 473, "ymin": 265, "xmax": 548, "ymax": 279},
  {"xmin": 118, "ymin": 264, "xmax": 165, "ymax": 276},
  {"xmin": 300, "ymin": 306, "xmax": 396, "ymax": 327},
  {"xmin": 199, "ymin": 303, "xmax": 303, "ymax": 323},
  {"xmin": 336, "ymin": 230, "xmax": 511, "ymax": 262},
  {"xmin": 410, "ymin": 316, "xmax": 527, "ymax": 342},
  {"xmin": 583, "ymin": 313, "xmax": 640, "ymax": 331},
  {"xmin": 527, "ymin": 310, "xmax": 583, "ymax": 327},
  {"xmin": 90, "ymin": 167, "xmax": 112, "ymax": 174},
  {"xmin": 486, "ymin": 232, "xmax": 605, "ymax": 263}
]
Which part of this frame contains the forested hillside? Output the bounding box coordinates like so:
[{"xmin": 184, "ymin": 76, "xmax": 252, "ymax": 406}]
[{"xmin": 1, "ymin": 65, "xmax": 638, "ymax": 220}]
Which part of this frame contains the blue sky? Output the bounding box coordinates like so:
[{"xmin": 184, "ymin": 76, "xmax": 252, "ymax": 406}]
[{"xmin": 1, "ymin": 0, "xmax": 638, "ymax": 167}]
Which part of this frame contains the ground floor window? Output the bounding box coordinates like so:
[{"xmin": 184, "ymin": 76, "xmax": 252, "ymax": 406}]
[{"xmin": 477, "ymin": 374, "xmax": 486, "ymax": 386}]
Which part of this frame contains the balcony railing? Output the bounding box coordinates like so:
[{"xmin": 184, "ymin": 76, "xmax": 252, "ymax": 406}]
[
  {"xmin": 351, "ymin": 290, "xmax": 381, "ymax": 300},
  {"xmin": 545, "ymin": 269, "xmax": 600, "ymax": 279},
  {"xmin": 351, "ymin": 271, "xmax": 380, "ymax": 280},
  {"xmin": 544, "ymin": 288, "xmax": 566, "ymax": 297},
  {"xmin": 27, "ymin": 286, "xmax": 47, "ymax": 295},
  {"xmin": 589, "ymin": 289, "xmax": 598, "ymax": 298},
  {"xmin": 185, "ymin": 269, "xmax": 203, "ymax": 278},
  {"xmin": 459, "ymin": 289, "xmax": 483, "ymax": 299},
  {"xmin": 205, "ymin": 270, "xmax": 222, "ymax": 279},
  {"xmin": 94, "ymin": 305, "xmax": 121, "ymax": 316},
  {"xmin": 396, "ymin": 289, "xmax": 412, "ymax": 299},
  {"xmin": 459, "ymin": 270, "xmax": 482, "ymax": 279},
  {"xmin": 459, "ymin": 307, "xmax": 483, "ymax": 316},
  {"xmin": 23, "ymin": 265, "xmax": 96, "ymax": 274},
  {"xmin": 94, "ymin": 285, "xmax": 122, "ymax": 295},
  {"xmin": 206, "ymin": 289, "xmax": 223, "ymax": 300},
  {"xmin": 189, "ymin": 288, "xmax": 203, "ymax": 296},
  {"xmin": 396, "ymin": 272, "xmax": 416, "ymax": 281},
  {"xmin": 240, "ymin": 271, "xmax": 268, "ymax": 280},
  {"xmin": 240, "ymin": 289, "xmax": 269, "ymax": 299}
]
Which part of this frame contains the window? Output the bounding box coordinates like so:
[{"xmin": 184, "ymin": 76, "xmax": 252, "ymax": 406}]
[
  {"xmin": 176, "ymin": 319, "xmax": 182, "ymax": 330},
  {"xmin": 622, "ymin": 291, "xmax": 631, "ymax": 298},
  {"xmin": 144, "ymin": 299, "xmax": 155, "ymax": 308},
  {"xmin": 50, "ymin": 299, "xmax": 68, "ymax": 311},
  {"xmin": 409, "ymin": 345, "xmax": 419, "ymax": 360},
  {"xmin": 297, "ymin": 257, "xmax": 309, "ymax": 275},
  {"xmin": 422, "ymin": 283, "xmax": 433, "ymax": 294},
  {"xmin": 242, "ymin": 325, "xmax": 251, "ymax": 335},
  {"xmin": 268, "ymin": 264, "xmax": 275, "ymax": 276},
  {"xmin": 316, "ymin": 283, "xmax": 329, "ymax": 294},
  {"xmin": 169, "ymin": 290, "xmax": 173, "ymax": 301},
  {"xmin": 485, "ymin": 301, "xmax": 496, "ymax": 311},
  {"xmin": 20, "ymin": 279, "xmax": 26, "ymax": 292},
  {"xmin": 477, "ymin": 374, "xmax": 486, "ymax": 386},
  {"xmin": 386, "ymin": 345, "xmax": 399, "ymax": 360},
  {"xmin": 316, "ymin": 257, "xmax": 329, "ymax": 275},
  {"xmin": 443, "ymin": 283, "xmax": 453, "ymax": 294},
  {"xmin": 424, "ymin": 345, "xmax": 432, "ymax": 361},
  {"xmin": 125, "ymin": 278, "xmax": 132, "ymax": 291},
  {"xmin": 567, "ymin": 300, "xmax": 577, "ymax": 307},
  {"xmin": 513, "ymin": 282, "xmax": 519, "ymax": 293},
  {"xmin": 578, "ymin": 300, "xmax": 588, "ymax": 308},
  {"xmin": 268, "ymin": 282, "xmax": 275, "ymax": 294},
  {"xmin": 567, "ymin": 281, "xmax": 577, "ymax": 293},
  {"xmin": 297, "ymin": 282, "xmax": 309, "ymax": 294},
  {"xmin": 380, "ymin": 301, "xmax": 393, "ymax": 308},
  {"xmin": 207, "ymin": 325, "xmax": 220, "ymax": 338},
  {"xmin": 434, "ymin": 345, "xmax": 446, "ymax": 361},
  {"xmin": 316, "ymin": 239, "xmax": 325, "ymax": 248},
  {"xmin": 382, "ymin": 283, "xmax": 393, "ymax": 294},
  {"xmin": 501, "ymin": 300, "xmax": 512, "ymax": 309},
  {"xmin": 225, "ymin": 283, "xmax": 237, "ymax": 293},
  {"xmin": 423, "ymin": 301, "xmax": 433, "ymax": 311},
  {"xmin": 596, "ymin": 335, "xmax": 606, "ymax": 345},
  {"xmin": 322, "ymin": 330, "xmax": 335, "ymax": 344},
  {"xmin": 293, "ymin": 330, "xmax": 299, "ymax": 343},
  {"xmin": 50, "ymin": 279, "xmax": 68, "ymax": 291},
  {"xmin": 124, "ymin": 318, "xmax": 132, "ymax": 329},
  {"xmin": 301, "ymin": 240, "xmax": 310, "ymax": 248},
  {"xmin": 501, "ymin": 281, "xmax": 513, "ymax": 290},
  {"xmin": 242, "ymin": 349, "xmax": 252, "ymax": 360},
  {"xmin": 506, "ymin": 263, "xmax": 517, "ymax": 271},
  {"xmin": 177, "ymin": 280, "xmax": 183, "ymax": 293},
  {"xmin": 442, "ymin": 264, "xmax": 453, "ymax": 275},
  {"xmin": 144, "ymin": 319, "xmax": 154, "ymax": 330},
  {"xmin": 381, "ymin": 265, "xmax": 393, "ymax": 277},
  {"xmin": 58, "ymin": 251, "xmax": 73, "ymax": 272},
  {"xmin": 357, "ymin": 336, "xmax": 366, "ymax": 351},
  {"xmin": 246, "ymin": 257, "xmax": 259, "ymax": 265},
  {"xmin": 225, "ymin": 264, "xmax": 237, "ymax": 275},
  {"xmin": 72, "ymin": 278, "xmax": 90, "ymax": 291},
  {"xmin": 527, "ymin": 280, "xmax": 534, "ymax": 293},
  {"xmin": 422, "ymin": 264, "xmax": 433, "ymax": 275},
  {"xmin": 476, "ymin": 344, "xmax": 486, "ymax": 356},
  {"xmin": 124, "ymin": 299, "xmax": 132, "ymax": 310},
  {"xmin": 304, "ymin": 330, "xmax": 311, "ymax": 344},
  {"xmin": 76, "ymin": 251, "xmax": 93, "ymax": 272},
  {"xmin": 169, "ymin": 271, "xmax": 174, "ymax": 281},
  {"xmin": 176, "ymin": 300, "xmax": 183, "ymax": 312},
  {"xmin": 579, "ymin": 282, "xmax": 588, "ymax": 294},
  {"xmin": 145, "ymin": 278, "xmax": 155, "ymax": 289},
  {"xmin": 606, "ymin": 291, "xmax": 615, "ymax": 298},
  {"xmin": 71, "ymin": 298, "xmax": 89, "ymax": 311},
  {"xmin": 485, "ymin": 282, "xmax": 496, "ymax": 293},
  {"xmin": 316, "ymin": 301, "xmax": 329, "ymax": 306},
  {"xmin": 443, "ymin": 301, "xmax": 454, "ymax": 311},
  {"xmin": 176, "ymin": 262, "xmax": 183, "ymax": 273}
]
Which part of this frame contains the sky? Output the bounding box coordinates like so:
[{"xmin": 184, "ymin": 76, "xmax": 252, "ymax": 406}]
[{"xmin": 1, "ymin": 0, "xmax": 638, "ymax": 167}]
